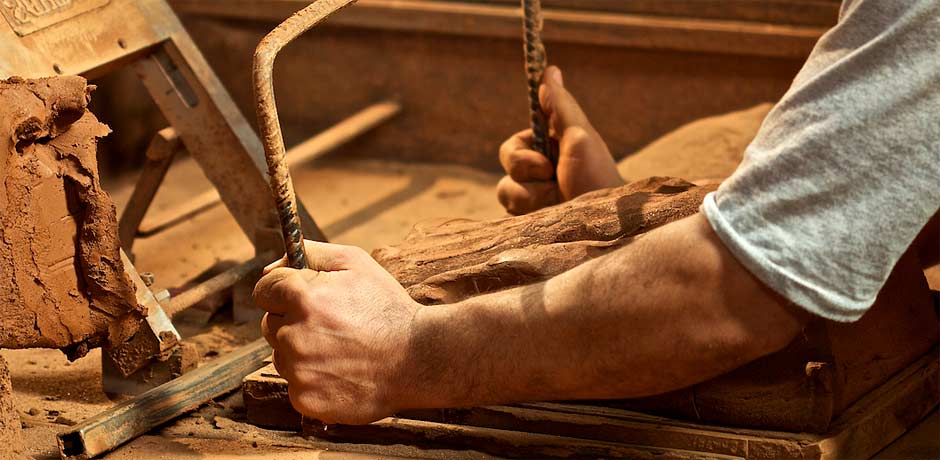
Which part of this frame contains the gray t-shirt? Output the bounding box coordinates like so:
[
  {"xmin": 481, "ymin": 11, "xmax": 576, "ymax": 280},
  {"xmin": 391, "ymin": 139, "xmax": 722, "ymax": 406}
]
[{"xmin": 702, "ymin": 0, "xmax": 940, "ymax": 322}]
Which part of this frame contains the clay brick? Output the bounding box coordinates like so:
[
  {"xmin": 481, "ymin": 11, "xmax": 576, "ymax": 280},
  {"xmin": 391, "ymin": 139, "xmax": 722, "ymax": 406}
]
[{"xmin": 243, "ymin": 364, "xmax": 301, "ymax": 430}]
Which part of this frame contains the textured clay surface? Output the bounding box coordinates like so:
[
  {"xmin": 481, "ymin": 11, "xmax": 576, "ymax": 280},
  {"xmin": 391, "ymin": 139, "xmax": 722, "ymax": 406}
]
[
  {"xmin": 0, "ymin": 76, "xmax": 143, "ymax": 359},
  {"xmin": 374, "ymin": 176, "xmax": 715, "ymax": 305},
  {"xmin": 0, "ymin": 356, "xmax": 22, "ymax": 459}
]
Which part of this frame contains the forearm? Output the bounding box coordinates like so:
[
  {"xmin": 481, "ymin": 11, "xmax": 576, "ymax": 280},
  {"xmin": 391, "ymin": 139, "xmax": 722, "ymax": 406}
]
[{"xmin": 403, "ymin": 213, "xmax": 807, "ymax": 410}]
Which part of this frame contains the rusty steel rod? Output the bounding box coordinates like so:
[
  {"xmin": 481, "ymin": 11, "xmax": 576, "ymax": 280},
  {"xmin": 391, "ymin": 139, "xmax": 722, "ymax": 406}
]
[
  {"xmin": 161, "ymin": 255, "xmax": 270, "ymax": 318},
  {"xmin": 520, "ymin": 0, "xmax": 558, "ymax": 167},
  {"xmin": 58, "ymin": 338, "xmax": 272, "ymax": 460},
  {"xmin": 253, "ymin": 0, "xmax": 359, "ymax": 269},
  {"xmin": 136, "ymin": 100, "xmax": 400, "ymax": 238}
]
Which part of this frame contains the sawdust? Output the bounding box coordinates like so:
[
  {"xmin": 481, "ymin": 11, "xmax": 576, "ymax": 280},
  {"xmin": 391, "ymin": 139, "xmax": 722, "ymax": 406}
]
[
  {"xmin": 0, "ymin": 76, "xmax": 143, "ymax": 359},
  {"xmin": 618, "ymin": 103, "xmax": 773, "ymax": 182}
]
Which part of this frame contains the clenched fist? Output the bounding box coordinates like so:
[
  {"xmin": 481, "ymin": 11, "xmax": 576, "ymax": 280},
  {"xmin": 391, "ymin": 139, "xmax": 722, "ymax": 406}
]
[
  {"xmin": 253, "ymin": 241, "xmax": 423, "ymax": 425},
  {"xmin": 497, "ymin": 66, "xmax": 623, "ymax": 215}
]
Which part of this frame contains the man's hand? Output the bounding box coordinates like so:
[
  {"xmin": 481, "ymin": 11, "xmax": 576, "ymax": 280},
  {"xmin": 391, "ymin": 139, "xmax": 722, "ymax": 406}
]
[
  {"xmin": 497, "ymin": 66, "xmax": 623, "ymax": 215},
  {"xmin": 253, "ymin": 241, "xmax": 423, "ymax": 425}
]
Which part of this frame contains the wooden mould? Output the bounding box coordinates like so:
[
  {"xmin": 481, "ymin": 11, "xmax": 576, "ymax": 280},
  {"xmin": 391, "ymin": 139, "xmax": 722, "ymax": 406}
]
[{"xmin": 245, "ymin": 348, "xmax": 938, "ymax": 459}]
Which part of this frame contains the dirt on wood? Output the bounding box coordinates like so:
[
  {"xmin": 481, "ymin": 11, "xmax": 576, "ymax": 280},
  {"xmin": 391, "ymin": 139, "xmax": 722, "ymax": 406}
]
[{"xmin": 0, "ymin": 76, "xmax": 143, "ymax": 359}]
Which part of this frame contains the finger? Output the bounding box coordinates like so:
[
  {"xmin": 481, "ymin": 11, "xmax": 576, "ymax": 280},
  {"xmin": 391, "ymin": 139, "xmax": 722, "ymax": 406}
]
[
  {"xmin": 538, "ymin": 66, "xmax": 592, "ymax": 137},
  {"xmin": 300, "ymin": 240, "xmax": 370, "ymax": 272},
  {"xmin": 496, "ymin": 175, "xmax": 559, "ymax": 215},
  {"xmin": 499, "ymin": 129, "xmax": 534, "ymax": 173},
  {"xmin": 261, "ymin": 312, "xmax": 288, "ymax": 347},
  {"xmin": 253, "ymin": 267, "xmax": 314, "ymax": 315},
  {"xmin": 503, "ymin": 148, "xmax": 554, "ymax": 182}
]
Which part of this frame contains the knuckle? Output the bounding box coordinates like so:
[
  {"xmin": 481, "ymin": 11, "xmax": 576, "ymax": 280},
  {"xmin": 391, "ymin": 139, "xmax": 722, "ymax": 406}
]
[{"xmin": 496, "ymin": 176, "xmax": 516, "ymax": 208}]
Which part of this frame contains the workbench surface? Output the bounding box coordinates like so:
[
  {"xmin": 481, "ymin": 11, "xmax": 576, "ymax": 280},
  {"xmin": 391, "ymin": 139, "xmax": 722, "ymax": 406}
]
[{"xmin": 6, "ymin": 156, "xmax": 938, "ymax": 459}]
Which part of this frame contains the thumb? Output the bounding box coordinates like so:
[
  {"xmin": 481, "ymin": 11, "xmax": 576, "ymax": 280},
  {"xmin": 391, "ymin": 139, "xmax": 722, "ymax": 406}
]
[{"xmin": 538, "ymin": 66, "xmax": 591, "ymax": 135}]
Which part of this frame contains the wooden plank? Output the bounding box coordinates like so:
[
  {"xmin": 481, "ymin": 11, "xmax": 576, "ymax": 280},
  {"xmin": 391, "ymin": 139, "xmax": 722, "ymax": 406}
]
[
  {"xmin": 815, "ymin": 350, "xmax": 940, "ymax": 460},
  {"xmin": 118, "ymin": 128, "xmax": 181, "ymax": 255},
  {"xmin": 303, "ymin": 416, "xmax": 745, "ymax": 460},
  {"xmin": 170, "ymin": 0, "xmax": 828, "ymax": 59},
  {"xmin": 462, "ymin": 0, "xmax": 840, "ymax": 27},
  {"xmin": 265, "ymin": 348, "xmax": 937, "ymax": 459}
]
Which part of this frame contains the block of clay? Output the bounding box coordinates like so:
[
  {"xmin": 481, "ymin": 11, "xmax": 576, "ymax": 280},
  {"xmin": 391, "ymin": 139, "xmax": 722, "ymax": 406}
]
[
  {"xmin": 0, "ymin": 76, "xmax": 144, "ymax": 358},
  {"xmin": 243, "ymin": 363, "xmax": 303, "ymax": 430}
]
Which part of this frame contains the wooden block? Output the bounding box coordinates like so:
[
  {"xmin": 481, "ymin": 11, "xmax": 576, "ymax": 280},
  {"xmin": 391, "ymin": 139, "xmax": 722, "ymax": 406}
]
[
  {"xmin": 243, "ymin": 363, "xmax": 302, "ymax": 431},
  {"xmin": 102, "ymin": 342, "xmax": 200, "ymax": 397}
]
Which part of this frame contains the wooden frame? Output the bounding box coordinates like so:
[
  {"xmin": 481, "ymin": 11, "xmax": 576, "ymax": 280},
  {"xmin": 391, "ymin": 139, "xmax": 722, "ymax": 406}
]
[
  {"xmin": 1, "ymin": 0, "xmax": 325, "ymax": 247},
  {"xmin": 171, "ymin": 0, "xmax": 832, "ymax": 59},
  {"xmin": 302, "ymin": 348, "xmax": 939, "ymax": 459}
]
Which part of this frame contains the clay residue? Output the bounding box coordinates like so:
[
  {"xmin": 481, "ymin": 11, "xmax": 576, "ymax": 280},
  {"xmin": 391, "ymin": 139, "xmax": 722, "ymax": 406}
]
[{"xmin": 0, "ymin": 76, "xmax": 143, "ymax": 359}]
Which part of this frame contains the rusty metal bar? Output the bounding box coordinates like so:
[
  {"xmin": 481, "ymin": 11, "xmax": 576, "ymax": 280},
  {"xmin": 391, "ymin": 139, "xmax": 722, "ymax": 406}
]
[
  {"xmin": 520, "ymin": 0, "xmax": 557, "ymax": 166},
  {"xmin": 253, "ymin": 0, "xmax": 359, "ymax": 269},
  {"xmin": 59, "ymin": 338, "xmax": 272, "ymax": 460},
  {"xmin": 162, "ymin": 255, "xmax": 269, "ymax": 318}
]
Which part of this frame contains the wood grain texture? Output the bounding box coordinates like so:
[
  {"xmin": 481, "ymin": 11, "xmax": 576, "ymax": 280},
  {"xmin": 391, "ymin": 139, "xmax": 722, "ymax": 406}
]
[
  {"xmin": 171, "ymin": 0, "xmax": 829, "ymax": 59},
  {"xmin": 298, "ymin": 349, "xmax": 938, "ymax": 459}
]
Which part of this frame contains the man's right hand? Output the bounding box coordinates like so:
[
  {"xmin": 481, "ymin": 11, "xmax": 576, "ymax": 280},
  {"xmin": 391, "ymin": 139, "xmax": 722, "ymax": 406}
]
[{"xmin": 497, "ymin": 66, "xmax": 623, "ymax": 215}]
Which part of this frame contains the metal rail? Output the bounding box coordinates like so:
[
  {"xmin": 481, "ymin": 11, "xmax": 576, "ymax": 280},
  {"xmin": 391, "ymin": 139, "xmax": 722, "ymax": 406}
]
[
  {"xmin": 253, "ymin": 0, "xmax": 360, "ymax": 269},
  {"xmin": 59, "ymin": 338, "xmax": 272, "ymax": 460}
]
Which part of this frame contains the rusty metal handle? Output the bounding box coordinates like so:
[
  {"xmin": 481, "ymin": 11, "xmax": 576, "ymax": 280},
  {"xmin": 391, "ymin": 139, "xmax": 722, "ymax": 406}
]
[
  {"xmin": 253, "ymin": 0, "xmax": 359, "ymax": 269},
  {"xmin": 521, "ymin": 0, "xmax": 558, "ymax": 167}
]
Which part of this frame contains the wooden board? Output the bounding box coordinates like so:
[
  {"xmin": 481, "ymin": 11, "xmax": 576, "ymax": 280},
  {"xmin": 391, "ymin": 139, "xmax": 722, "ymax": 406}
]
[
  {"xmin": 248, "ymin": 348, "xmax": 938, "ymax": 459},
  {"xmin": 171, "ymin": 0, "xmax": 830, "ymax": 59}
]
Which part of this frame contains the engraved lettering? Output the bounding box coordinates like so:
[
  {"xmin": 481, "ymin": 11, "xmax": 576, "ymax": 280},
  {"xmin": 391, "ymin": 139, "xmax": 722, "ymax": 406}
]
[{"xmin": 2, "ymin": 0, "xmax": 108, "ymax": 35}]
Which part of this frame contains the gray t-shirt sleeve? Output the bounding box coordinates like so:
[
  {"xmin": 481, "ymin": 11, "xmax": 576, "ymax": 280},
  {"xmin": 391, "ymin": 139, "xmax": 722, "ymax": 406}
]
[{"xmin": 702, "ymin": 0, "xmax": 940, "ymax": 322}]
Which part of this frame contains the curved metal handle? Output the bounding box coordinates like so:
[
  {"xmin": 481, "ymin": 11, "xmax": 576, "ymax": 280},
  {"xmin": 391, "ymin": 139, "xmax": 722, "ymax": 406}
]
[{"xmin": 252, "ymin": 0, "xmax": 359, "ymax": 269}]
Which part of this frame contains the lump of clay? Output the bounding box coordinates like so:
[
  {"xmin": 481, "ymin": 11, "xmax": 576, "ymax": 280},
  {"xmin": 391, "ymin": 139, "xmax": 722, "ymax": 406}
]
[
  {"xmin": 0, "ymin": 76, "xmax": 144, "ymax": 359},
  {"xmin": 373, "ymin": 177, "xmax": 715, "ymax": 305}
]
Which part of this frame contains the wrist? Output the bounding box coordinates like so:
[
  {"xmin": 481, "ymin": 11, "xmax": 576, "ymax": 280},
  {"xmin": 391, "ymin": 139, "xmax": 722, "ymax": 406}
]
[{"xmin": 393, "ymin": 302, "xmax": 461, "ymax": 411}]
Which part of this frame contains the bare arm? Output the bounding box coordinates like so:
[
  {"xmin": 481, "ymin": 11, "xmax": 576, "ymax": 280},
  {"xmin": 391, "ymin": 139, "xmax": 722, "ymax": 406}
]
[
  {"xmin": 254, "ymin": 67, "xmax": 807, "ymax": 424},
  {"xmin": 401, "ymin": 213, "xmax": 808, "ymax": 408},
  {"xmin": 254, "ymin": 212, "xmax": 808, "ymax": 424}
]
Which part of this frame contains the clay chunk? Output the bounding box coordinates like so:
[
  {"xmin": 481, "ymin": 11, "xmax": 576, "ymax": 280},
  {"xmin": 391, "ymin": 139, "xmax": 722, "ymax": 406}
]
[
  {"xmin": 0, "ymin": 76, "xmax": 143, "ymax": 358},
  {"xmin": 373, "ymin": 177, "xmax": 715, "ymax": 305}
]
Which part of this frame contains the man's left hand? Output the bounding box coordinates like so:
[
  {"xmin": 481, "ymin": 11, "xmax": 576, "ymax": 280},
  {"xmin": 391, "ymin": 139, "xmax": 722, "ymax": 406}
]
[{"xmin": 253, "ymin": 240, "xmax": 423, "ymax": 425}]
